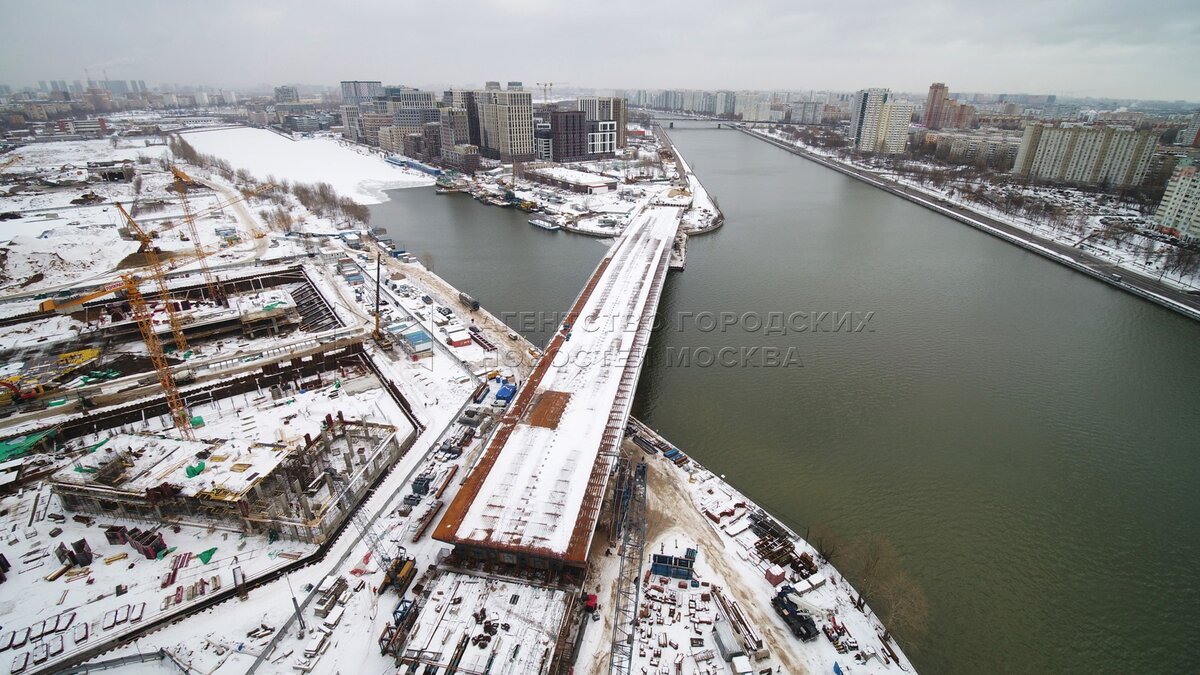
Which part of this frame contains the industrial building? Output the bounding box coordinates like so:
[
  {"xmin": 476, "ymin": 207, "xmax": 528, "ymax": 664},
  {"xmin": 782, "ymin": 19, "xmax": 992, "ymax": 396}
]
[{"xmin": 523, "ymin": 166, "xmax": 618, "ymax": 194}]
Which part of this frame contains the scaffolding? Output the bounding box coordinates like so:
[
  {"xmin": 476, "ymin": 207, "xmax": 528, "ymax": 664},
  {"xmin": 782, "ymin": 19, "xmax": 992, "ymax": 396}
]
[{"xmin": 609, "ymin": 461, "xmax": 647, "ymax": 675}]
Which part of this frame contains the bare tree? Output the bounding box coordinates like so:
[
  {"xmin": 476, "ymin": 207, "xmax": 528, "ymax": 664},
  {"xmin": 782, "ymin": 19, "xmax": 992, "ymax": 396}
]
[
  {"xmin": 874, "ymin": 569, "xmax": 930, "ymax": 644},
  {"xmin": 843, "ymin": 533, "xmax": 901, "ymax": 607},
  {"xmin": 806, "ymin": 523, "xmax": 847, "ymax": 563}
]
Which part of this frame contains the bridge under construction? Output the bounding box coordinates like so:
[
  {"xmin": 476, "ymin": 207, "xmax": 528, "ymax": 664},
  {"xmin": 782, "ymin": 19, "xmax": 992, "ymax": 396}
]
[{"xmin": 433, "ymin": 205, "xmax": 682, "ymax": 572}]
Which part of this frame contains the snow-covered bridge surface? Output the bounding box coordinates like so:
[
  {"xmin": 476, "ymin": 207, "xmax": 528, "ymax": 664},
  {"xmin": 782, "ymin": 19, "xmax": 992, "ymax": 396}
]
[{"xmin": 434, "ymin": 205, "xmax": 682, "ymax": 566}]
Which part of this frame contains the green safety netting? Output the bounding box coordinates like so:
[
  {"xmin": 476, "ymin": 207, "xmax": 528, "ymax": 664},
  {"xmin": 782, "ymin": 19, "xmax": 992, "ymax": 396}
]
[
  {"xmin": 197, "ymin": 548, "xmax": 217, "ymax": 564},
  {"xmin": 0, "ymin": 428, "xmax": 57, "ymax": 463},
  {"xmin": 185, "ymin": 461, "xmax": 205, "ymax": 478}
]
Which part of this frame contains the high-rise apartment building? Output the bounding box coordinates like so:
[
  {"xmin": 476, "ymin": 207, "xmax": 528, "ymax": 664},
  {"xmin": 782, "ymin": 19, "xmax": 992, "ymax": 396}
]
[
  {"xmin": 550, "ymin": 110, "xmax": 587, "ymax": 162},
  {"xmin": 340, "ymin": 80, "xmax": 382, "ymax": 104},
  {"xmin": 789, "ymin": 101, "xmax": 823, "ymax": 125},
  {"xmin": 274, "ymin": 86, "xmax": 299, "ymax": 103},
  {"xmin": 1155, "ymin": 160, "xmax": 1200, "ymax": 240},
  {"xmin": 1180, "ymin": 111, "xmax": 1200, "ymax": 148},
  {"xmin": 877, "ymin": 101, "xmax": 915, "ymax": 154},
  {"xmin": 923, "ymin": 83, "xmax": 949, "ymax": 129},
  {"xmin": 849, "ymin": 88, "xmax": 888, "ymax": 150},
  {"xmin": 922, "ymin": 82, "xmax": 976, "ymax": 130},
  {"xmin": 577, "ymin": 96, "xmax": 627, "ymax": 148},
  {"xmin": 439, "ymin": 107, "xmax": 481, "ymax": 174},
  {"xmin": 383, "ymin": 87, "xmax": 436, "ymax": 109},
  {"xmin": 475, "ymin": 86, "xmax": 534, "ymax": 163},
  {"xmin": 444, "ymin": 90, "xmax": 482, "ymax": 147},
  {"xmin": 849, "ymin": 88, "xmax": 911, "ymax": 154},
  {"xmin": 1012, "ymin": 124, "xmax": 1158, "ymax": 189}
]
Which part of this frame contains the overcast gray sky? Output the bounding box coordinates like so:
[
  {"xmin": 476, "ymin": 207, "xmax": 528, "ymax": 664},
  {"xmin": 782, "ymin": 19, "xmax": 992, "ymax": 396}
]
[{"xmin": 2, "ymin": 0, "xmax": 1197, "ymax": 101}]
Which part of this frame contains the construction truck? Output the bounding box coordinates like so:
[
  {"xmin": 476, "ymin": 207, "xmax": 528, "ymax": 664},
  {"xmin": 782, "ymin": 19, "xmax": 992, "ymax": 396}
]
[{"xmin": 771, "ymin": 585, "xmax": 821, "ymax": 641}]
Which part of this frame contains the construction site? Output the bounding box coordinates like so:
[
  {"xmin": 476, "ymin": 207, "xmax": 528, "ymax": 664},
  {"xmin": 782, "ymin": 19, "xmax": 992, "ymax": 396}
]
[{"xmin": 0, "ymin": 127, "xmax": 916, "ymax": 675}]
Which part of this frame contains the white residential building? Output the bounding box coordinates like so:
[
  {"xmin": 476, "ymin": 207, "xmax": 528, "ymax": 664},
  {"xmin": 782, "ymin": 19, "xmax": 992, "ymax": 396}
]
[
  {"xmin": 1179, "ymin": 111, "xmax": 1200, "ymax": 147},
  {"xmin": 1156, "ymin": 161, "xmax": 1200, "ymax": 240},
  {"xmin": 1012, "ymin": 124, "xmax": 1158, "ymax": 188},
  {"xmin": 476, "ymin": 87, "xmax": 534, "ymax": 163},
  {"xmin": 849, "ymin": 88, "xmax": 911, "ymax": 154}
]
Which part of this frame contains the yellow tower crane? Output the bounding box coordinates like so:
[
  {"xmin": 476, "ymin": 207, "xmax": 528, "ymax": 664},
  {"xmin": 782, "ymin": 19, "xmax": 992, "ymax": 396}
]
[
  {"xmin": 169, "ymin": 165, "xmax": 223, "ymax": 303},
  {"xmin": 122, "ymin": 273, "xmax": 194, "ymax": 440},
  {"xmin": 114, "ymin": 202, "xmax": 189, "ymax": 353}
]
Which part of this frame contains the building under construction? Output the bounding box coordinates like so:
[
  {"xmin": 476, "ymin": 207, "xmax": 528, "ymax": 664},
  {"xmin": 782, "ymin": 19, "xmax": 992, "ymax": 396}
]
[{"xmin": 50, "ymin": 412, "xmax": 411, "ymax": 544}]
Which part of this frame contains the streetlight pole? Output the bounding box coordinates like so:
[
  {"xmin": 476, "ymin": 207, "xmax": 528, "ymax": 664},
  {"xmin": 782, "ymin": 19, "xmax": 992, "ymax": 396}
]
[{"xmin": 284, "ymin": 572, "xmax": 307, "ymax": 637}]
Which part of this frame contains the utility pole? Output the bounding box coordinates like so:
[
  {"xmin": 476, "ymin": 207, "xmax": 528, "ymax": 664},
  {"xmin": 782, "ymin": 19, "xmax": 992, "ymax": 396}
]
[{"xmin": 284, "ymin": 572, "xmax": 307, "ymax": 637}]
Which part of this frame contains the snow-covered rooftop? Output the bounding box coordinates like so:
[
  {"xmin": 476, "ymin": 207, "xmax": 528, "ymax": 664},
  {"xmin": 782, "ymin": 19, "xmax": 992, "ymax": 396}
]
[
  {"xmin": 51, "ymin": 434, "xmax": 288, "ymax": 501},
  {"xmin": 528, "ymin": 166, "xmax": 616, "ymax": 188}
]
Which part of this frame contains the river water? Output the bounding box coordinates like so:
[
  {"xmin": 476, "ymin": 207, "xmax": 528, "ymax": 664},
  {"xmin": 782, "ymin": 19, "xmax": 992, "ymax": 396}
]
[{"xmin": 374, "ymin": 122, "xmax": 1200, "ymax": 674}]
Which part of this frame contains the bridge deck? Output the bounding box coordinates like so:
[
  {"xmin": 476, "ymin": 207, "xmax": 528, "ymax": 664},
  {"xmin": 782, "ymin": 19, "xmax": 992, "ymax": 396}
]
[{"xmin": 434, "ymin": 206, "xmax": 682, "ymax": 565}]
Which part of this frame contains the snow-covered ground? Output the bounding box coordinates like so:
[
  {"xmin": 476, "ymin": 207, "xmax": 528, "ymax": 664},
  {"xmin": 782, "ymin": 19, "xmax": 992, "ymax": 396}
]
[
  {"xmin": 183, "ymin": 128, "xmax": 434, "ymax": 204},
  {"xmin": 1, "ymin": 138, "xmax": 169, "ymax": 175}
]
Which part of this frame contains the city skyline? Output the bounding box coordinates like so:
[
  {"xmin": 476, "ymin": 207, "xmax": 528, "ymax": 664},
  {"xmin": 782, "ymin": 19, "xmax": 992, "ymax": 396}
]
[{"xmin": 1, "ymin": 0, "xmax": 1198, "ymax": 101}]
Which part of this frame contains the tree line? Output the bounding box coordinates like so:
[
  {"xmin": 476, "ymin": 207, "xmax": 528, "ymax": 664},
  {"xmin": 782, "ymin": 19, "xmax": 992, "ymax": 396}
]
[{"xmin": 167, "ymin": 134, "xmax": 370, "ymax": 226}]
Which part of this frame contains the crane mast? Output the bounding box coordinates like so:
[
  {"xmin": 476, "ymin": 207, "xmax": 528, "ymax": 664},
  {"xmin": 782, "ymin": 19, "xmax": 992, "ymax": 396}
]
[
  {"xmin": 122, "ymin": 273, "xmax": 194, "ymax": 440},
  {"xmin": 170, "ymin": 165, "xmax": 223, "ymax": 303},
  {"xmin": 115, "ymin": 202, "xmax": 189, "ymax": 352}
]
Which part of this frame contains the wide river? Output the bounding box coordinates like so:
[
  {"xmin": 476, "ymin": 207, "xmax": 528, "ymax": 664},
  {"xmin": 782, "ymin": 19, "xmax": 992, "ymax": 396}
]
[{"xmin": 374, "ymin": 122, "xmax": 1200, "ymax": 674}]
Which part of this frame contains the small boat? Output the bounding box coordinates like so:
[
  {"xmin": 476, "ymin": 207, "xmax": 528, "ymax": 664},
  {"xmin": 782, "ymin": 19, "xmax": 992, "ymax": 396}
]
[
  {"xmin": 102, "ymin": 610, "xmax": 116, "ymax": 630},
  {"xmin": 529, "ymin": 215, "xmax": 562, "ymax": 232},
  {"xmin": 49, "ymin": 635, "xmax": 63, "ymax": 657},
  {"xmin": 31, "ymin": 643, "xmax": 47, "ymax": 664},
  {"xmin": 73, "ymin": 623, "xmax": 88, "ymax": 645},
  {"xmin": 54, "ymin": 612, "xmax": 75, "ymax": 633},
  {"xmin": 115, "ymin": 605, "xmax": 129, "ymax": 624},
  {"xmin": 130, "ymin": 603, "xmax": 145, "ymax": 623},
  {"xmin": 12, "ymin": 628, "xmax": 29, "ymax": 649},
  {"xmin": 11, "ymin": 652, "xmax": 28, "ymax": 674}
]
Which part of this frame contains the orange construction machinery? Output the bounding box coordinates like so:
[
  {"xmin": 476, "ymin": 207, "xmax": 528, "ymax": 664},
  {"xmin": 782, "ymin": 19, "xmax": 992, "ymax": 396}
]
[
  {"xmin": 38, "ymin": 279, "xmax": 129, "ymax": 314},
  {"xmin": 114, "ymin": 202, "xmax": 189, "ymax": 352},
  {"xmin": 35, "ymin": 272, "xmax": 195, "ymax": 439},
  {"xmin": 122, "ymin": 272, "xmax": 194, "ymax": 440}
]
